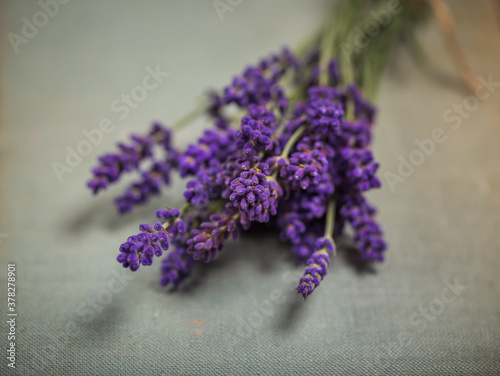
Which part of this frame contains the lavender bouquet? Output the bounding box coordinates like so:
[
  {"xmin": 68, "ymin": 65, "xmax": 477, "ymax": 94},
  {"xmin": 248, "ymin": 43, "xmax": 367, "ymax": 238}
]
[{"xmin": 86, "ymin": 1, "xmax": 441, "ymax": 298}]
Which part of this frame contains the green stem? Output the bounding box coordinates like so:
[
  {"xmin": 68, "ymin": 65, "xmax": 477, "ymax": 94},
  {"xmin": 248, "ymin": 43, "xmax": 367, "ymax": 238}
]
[
  {"xmin": 281, "ymin": 125, "xmax": 307, "ymax": 157},
  {"xmin": 324, "ymin": 197, "xmax": 336, "ymax": 242},
  {"xmin": 319, "ymin": 14, "xmax": 337, "ymax": 86},
  {"xmin": 273, "ymin": 93, "xmax": 301, "ymax": 139},
  {"xmin": 271, "ymin": 125, "xmax": 307, "ymax": 180},
  {"xmin": 162, "ymin": 202, "xmax": 192, "ymax": 230},
  {"xmin": 171, "ymin": 103, "xmax": 207, "ymax": 131},
  {"xmin": 333, "ymin": 0, "xmax": 360, "ymax": 85}
]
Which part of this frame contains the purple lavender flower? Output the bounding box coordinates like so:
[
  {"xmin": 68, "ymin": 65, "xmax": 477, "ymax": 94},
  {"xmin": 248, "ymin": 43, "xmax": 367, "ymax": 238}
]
[
  {"xmin": 235, "ymin": 105, "xmax": 278, "ymax": 160},
  {"xmin": 183, "ymin": 180, "xmax": 209, "ymax": 208},
  {"xmin": 297, "ymin": 175, "xmax": 335, "ymax": 219},
  {"xmin": 186, "ymin": 208, "xmax": 239, "ymax": 262},
  {"xmin": 115, "ymin": 160, "xmax": 173, "ymax": 213},
  {"xmin": 277, "ymin": 146, "xmax": 329, "ymax": 190},
  {"xmin": 117, "ymin": 222, "xmax": 168, "ymax": 271},
  {"xmin": 339, "ymin": 193, "xmax": 386, "ymax": 261},
  {"xmin": 296, "ymin": 237, "xmax": 335, "ymax": 299},
  {"xmin": 149, "ymin": 122, "xmax": 174, "ymax": 151},
  {"xmin": 342, "ymin": 118, "xmax": 372, "ymax": 148},
  {"xmin": 236, "ymin": 117, "xmax": 272, "ymax": 160},
  {"xmin": 179, "ymin": 128, "xmax": 238, "ymax": 177},
  {"xmin": 224, "ymin": 165, "xmax": 282, "ymax": 222},
  {"xmin": 87, "ymin": 123, "xmax": 180, "ymax": 214},
  {"xmin": 179, "ymin": 144, "xmax": 211, "ymax": 177},
  {"xmin": 291, "ymin": 232, "xmax": 319, "ymax": 261},
  {"xmin": 278, "ymin": 212, "xmax": 306, "ymax": 244},
  {"xmin": 87, "ymin": 134, "xmax": 153, "ymax": 194},
  {"xmin": 156, "ymin": 208, "xmax": 186, "ymax": 237},
  {"xmin": 306, "ymin": 87, "xmax": 345, "ymax": 134},
  {"xmin": 346, "ymin": 84, "xmax": 376, "ymax": 123},
  {"xmin": 159, "ymin": 244, "xmax": 194, "ymax": 287},
  {"xmin": 222, "ymin": 49, "xmax": 300, "ymax": 110},
  {"xmin": 335, "ymin": 147, "xmax": 381, "ymax": 192}
]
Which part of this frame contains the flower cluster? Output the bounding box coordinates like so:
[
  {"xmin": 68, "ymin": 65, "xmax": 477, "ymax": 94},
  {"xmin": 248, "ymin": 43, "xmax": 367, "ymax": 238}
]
[
  {"xmin": 117, "ymin": 222, "xmax": 168, "ymax": 271},
  {"xmin": 160, "ymin": 243, "xmax": 194, "ymax": 287},
  {"xmin": 224, "ymin": 164, "xmax": 282, "ymax": 223},
  {"xmin": 87, "ymin": 123, "xmax": 178, "ymax": 213},
  {"xmin": 186, "ymin": 207, "xmax": 240, "ymax": 262},
  {"xmin": 88, "ymin": 47, "xmax": 386, "ymax": 300}
]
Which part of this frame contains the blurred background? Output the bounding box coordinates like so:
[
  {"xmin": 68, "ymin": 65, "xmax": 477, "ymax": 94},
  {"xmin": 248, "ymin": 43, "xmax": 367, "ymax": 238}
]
[{"xmin": 1, "ymin": 0, "xmax": 499, "ymax": 375}]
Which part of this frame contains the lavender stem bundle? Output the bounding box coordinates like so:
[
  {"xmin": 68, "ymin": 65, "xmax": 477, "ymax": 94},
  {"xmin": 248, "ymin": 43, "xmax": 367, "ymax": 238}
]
[{"xmin": 86, "ymin": 1, "xmax": 431, "ymax": 299}]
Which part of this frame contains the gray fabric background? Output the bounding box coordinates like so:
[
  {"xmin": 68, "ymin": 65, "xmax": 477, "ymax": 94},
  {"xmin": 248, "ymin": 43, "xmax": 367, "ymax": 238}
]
[{"xmin": 1, "ymin": 0, "xmax": 500, "ymax": 375}]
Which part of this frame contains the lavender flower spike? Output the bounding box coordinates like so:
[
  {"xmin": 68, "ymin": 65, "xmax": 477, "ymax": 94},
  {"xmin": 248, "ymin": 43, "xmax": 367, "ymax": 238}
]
[
  {"xmin": 296, "ymin": 237, "xmax": 335, "ymax": 299},
  {"xmin": 296, "ymin": 198, "xmax": 337, "ymax": 299},
  {"xmin": 117, "ymin": 222, "xmax": 169, "ymax": 271}
]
